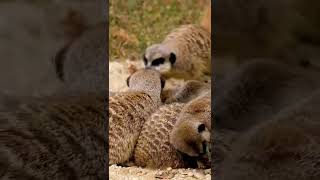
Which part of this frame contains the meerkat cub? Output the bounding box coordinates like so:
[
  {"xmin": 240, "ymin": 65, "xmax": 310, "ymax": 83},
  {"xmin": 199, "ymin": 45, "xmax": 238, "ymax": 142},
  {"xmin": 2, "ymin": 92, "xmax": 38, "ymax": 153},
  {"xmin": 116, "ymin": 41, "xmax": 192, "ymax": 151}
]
[
  {"xmin": 108, "ymin": 69, "xmax": 165, "ymax": 165},
  {"xmin": 143, "ymin": 24, "xmax": 211, "ymax": 81},
  {"xmin": 170, "ymin": 90, "xmax": 211, "ymax": 159}
]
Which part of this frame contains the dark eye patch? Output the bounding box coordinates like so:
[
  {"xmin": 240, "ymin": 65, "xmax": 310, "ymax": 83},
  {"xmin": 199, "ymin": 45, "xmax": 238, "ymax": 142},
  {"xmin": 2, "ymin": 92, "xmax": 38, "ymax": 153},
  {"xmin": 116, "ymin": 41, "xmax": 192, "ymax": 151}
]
[
  {"xmin": 198, "ymin": 123, "xmax": 206, "ymax": 133},
  {"xmin": 151, "ymin": 58, "xmax": 165, "ymax": 66}
]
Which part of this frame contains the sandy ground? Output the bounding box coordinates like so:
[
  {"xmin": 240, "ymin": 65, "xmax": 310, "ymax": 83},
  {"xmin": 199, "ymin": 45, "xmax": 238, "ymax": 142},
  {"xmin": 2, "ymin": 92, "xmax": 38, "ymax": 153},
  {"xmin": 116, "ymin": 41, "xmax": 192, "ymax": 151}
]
[{"xmin": 109, "ymin": 165, "xmax": 211, "ymax": 180}]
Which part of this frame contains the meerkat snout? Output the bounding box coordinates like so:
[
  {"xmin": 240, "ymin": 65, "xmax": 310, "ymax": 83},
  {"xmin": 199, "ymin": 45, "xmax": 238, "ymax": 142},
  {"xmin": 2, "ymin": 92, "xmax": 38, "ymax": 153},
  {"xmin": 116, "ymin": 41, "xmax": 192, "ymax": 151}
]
[
  {"xmin": 170, "ymin": 120, "xmax": 210, "ymax": 157},
  {"xmin": 143, "ymin": 44, "xmax": 176, "ymax": 73}
]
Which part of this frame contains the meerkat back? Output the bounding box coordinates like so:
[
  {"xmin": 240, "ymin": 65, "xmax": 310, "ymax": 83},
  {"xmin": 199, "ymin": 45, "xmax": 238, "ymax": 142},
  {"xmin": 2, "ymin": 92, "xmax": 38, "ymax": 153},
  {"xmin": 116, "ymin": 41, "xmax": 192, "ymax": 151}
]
[
  {"xmin": 108, "ymin": 69, "xmax": 164, "ymax": 165},
  {"xmin": 0, "ymin": 91, "xmax": 107, "ymax": 179},
  {"xmin": 217, "ymin": 90, "xmax": 320, "ymax": 180},
  {"xmin": 214, "ymin": 59, "xmax": 320, "ymax": 131},
  {"xmin": 143, "ymin": 24, "xmax": 211, "ymax": 81},
  {"xmin": 133, "ymin": 103, "xmax": 196, "ymax": 168}
]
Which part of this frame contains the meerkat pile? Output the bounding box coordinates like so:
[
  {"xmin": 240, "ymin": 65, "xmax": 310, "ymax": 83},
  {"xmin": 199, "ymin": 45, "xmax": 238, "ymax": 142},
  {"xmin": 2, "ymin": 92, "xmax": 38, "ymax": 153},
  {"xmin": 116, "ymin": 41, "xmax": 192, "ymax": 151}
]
[
  {"xmin": 108, "ymin": 69, "xmax": 164, "ymax": 165},
  {"xmin": 109, "ymin": 2, "xmax": 212, "ymax": 169}
]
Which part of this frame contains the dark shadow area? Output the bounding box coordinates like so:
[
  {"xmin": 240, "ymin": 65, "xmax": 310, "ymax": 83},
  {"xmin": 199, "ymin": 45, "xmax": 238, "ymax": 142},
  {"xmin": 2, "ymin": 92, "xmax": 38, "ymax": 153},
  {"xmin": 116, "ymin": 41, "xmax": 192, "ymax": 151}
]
[
  {"xmin": 0, "ymin": 0, "xmax": 108, "ymax": 179},
  {"xmin": 213, "ymin": 0, "xmax": 320, "ymax": 179}
]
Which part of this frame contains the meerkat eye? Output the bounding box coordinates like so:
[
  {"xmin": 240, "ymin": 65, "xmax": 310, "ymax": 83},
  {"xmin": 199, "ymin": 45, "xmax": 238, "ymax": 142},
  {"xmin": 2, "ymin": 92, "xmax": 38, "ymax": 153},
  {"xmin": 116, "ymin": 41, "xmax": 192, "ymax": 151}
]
[
  {"xmin": 143, "ymin": 54, "xmax": 148, "ymax": 66},
  {"xmin": 151, "ymin": 58, "xmax": 165, "ymax": 66},
  {"xmin": 198, "ymin": 123, "xmax": 206, "ymax": 133},
  {"xmin": 169, "ymin": 52, "xmax": 176, "ymax": 65}
]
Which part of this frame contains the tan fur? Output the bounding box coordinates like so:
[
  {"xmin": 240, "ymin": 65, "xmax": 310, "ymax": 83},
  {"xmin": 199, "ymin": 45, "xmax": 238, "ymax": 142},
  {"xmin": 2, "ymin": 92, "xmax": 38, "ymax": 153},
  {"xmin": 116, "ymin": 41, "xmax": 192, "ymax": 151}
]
[
  {"xmin": 144, "ymin": 24, "xmax": 211, "ymax": 80},
  {"xmin": 218, "ymin": 90, "xmax": 320, "ymax": 180},
  {"xmin": 164, "ymin": 80, "xmax": 211, "ymax": 104},
  {"xmin": 200, "ymin": 2, "xmax": 211, "ymax": 34},
  {"xmin": 133, "ymin": 103, "xmax": 189, "ymax": 168},
  {"xmin": 108, "ymin": 69, "xmax": 163, "ymax": 165},
  {"xmin": 170, "ymin": 90, "xmax": 211, "ymax": 157}
]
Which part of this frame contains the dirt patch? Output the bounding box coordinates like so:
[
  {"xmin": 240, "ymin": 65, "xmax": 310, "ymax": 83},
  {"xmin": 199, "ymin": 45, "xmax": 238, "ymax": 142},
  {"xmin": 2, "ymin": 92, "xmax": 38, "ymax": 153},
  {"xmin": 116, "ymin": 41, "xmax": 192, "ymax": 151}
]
[{"xmin": 109, "ymin": 165, "xmax": 211, "ymax": 180}]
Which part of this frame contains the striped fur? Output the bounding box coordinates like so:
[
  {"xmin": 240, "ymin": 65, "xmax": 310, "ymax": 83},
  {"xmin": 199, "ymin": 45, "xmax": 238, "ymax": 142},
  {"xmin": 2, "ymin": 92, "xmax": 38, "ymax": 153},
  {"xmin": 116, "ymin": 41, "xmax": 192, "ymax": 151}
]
[
  {"xmin": 108, "ymin": 92, "xmax": 159, "ymax": 164},
  {"xmin": 108, "ymin": 69, "xmax": 163, "ymax": 165},
  {"xmin": 133, "ymin": 103, "xmax": 190, "ymax": 168},
  {"xmin": 0, "ymin": 92, "xmax": 107, "ymax": 180},
  {"xmin": 145, "ymin": 24, "xmax": 211, "ymax": 80}
]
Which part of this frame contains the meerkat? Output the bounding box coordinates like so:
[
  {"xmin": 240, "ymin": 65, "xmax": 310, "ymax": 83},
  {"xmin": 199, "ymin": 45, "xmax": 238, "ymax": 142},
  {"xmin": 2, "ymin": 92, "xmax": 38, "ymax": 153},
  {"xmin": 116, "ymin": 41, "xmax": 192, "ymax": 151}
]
[
  {"xmin": 0, "ymin": 91, "xmax": 108, "ymax": 179},
  {"xmin": 163, "ymin": 79, "xmax": 211, "ymax": 104},
  {"xmin": 108, "ymin": 68, "xmax": 165, "ymax": 165},
  {"xmin": 143, "ymin": 23, "xmax": 211, "ymax": 81},
  {"xmin": 133, "ymin": 103, "xmax": 192, "ymax": 168},
  {"xmin": 170, "ymin": 90, "xmax": 211, "ymax": 160},
  {"xmin": 214, "ymin": 59, "xmax": 320, "ymax": 131},
  {"xmin": 133, "ymin": 102, "xmax": 211, "ymax": 169},
  {"xmin": 216, "ymin": 90, "xmax": 320, "ymax": 180},
  {"xmin": 54, "ymin": 22, "xmax": 107, "ymax": 93}
]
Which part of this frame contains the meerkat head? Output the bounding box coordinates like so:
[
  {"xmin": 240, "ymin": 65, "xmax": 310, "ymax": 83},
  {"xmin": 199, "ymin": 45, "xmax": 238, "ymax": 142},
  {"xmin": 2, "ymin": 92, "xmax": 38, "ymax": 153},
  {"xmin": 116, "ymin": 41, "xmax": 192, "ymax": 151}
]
[
  {"xmin": 143, "ymin": 44, "xmax": 176, "ymax": 74},
  {"xmin": 126, "ymin": 68, "xmax": 166, "ymax": 99},
  {"xmin": 170, "ymin": 119, "xmax": 210, "ymax": 157}
]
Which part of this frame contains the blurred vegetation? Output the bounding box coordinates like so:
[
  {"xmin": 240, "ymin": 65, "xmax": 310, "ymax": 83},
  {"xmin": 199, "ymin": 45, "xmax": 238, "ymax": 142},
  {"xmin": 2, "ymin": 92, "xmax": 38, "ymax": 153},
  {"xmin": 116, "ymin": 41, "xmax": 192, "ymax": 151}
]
[{"xmin": 109, "ymin": 0, "xmax": 206, "ymax": 61}]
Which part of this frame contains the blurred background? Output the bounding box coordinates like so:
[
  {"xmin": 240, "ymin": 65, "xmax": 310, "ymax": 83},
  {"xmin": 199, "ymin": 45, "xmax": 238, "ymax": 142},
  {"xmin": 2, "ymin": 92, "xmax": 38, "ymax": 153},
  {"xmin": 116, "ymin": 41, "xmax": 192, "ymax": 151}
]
[
  {"xmin": 214, "ymin": 0, "xmax": 320, "ymax": 77},
  {"xmin": 0, "ymin": 0, "xmax": 106, "ymax": 97},
  {"xmin": 109, "ymin": 0, "xmax": 208, "ymax": 61}
]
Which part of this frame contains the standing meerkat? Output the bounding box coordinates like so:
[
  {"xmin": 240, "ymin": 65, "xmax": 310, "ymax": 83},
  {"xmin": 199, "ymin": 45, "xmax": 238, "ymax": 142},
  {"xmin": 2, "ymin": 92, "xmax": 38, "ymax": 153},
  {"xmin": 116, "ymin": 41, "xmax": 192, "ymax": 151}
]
[
  {"xmin": 108, "ymin": 69, "xmax": 165, "ymax": 165},
  {"xmin": 143, "ymin": 24, "xmax": 211, "ymax": 81},
  {"xmin": 170, "ymin": 90, "xmax": 211, "ymax": 159}
]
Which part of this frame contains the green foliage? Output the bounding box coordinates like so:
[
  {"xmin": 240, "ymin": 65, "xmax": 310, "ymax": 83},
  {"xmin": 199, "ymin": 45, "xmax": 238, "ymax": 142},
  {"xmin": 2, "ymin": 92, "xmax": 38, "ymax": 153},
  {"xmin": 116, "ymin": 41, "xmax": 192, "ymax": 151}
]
[{"xmin": 109, "ymin": 0, "xmax": 204, "ymax": 61}]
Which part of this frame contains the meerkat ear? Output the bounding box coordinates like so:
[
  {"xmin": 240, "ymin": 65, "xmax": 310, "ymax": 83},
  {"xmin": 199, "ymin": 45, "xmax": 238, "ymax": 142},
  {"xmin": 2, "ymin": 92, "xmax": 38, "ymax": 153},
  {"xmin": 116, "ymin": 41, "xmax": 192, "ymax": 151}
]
[
  {"xmin": 160, "ymin": 76, "xmax": 166, "ymax": 89},
  {"xmin": 126, "ymin": 75, "xmax": 131, "ymax": 87},
  {"xmin": 198, "ymin": 123, "xmax": 206, "ymax": 133},
  {"xmin": 169, "ymin": 52, "xmax": 176, "ymax": 65}
]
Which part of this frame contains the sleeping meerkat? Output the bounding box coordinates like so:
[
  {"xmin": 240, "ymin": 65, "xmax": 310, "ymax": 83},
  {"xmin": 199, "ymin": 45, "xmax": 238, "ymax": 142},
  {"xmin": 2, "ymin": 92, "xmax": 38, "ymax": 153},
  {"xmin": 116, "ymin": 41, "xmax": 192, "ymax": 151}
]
[
  {"xmin": 143, "ymin": 24, "xmax": 211, "ymax": 81},
  {"xmin": 0, "ymin": 91, "xmax": 108, "ymax": 179},
  {"xmin": 133, "ymin": 103, "xmax": 192, "ymax": 168},
  {"xmin": 217, "ymin": 90, "xmax": 320, "ymax": 180},
  {"xmin": 134, "ymin": 102, "xmax": 210, "ymax": 169},
  {"xmin": 108, "ymin": 69, "xmax": 165, "ymax": 165},
  {"xmin": 170, "ymin": 90, "xmax": 211, "ymax": 159}
]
